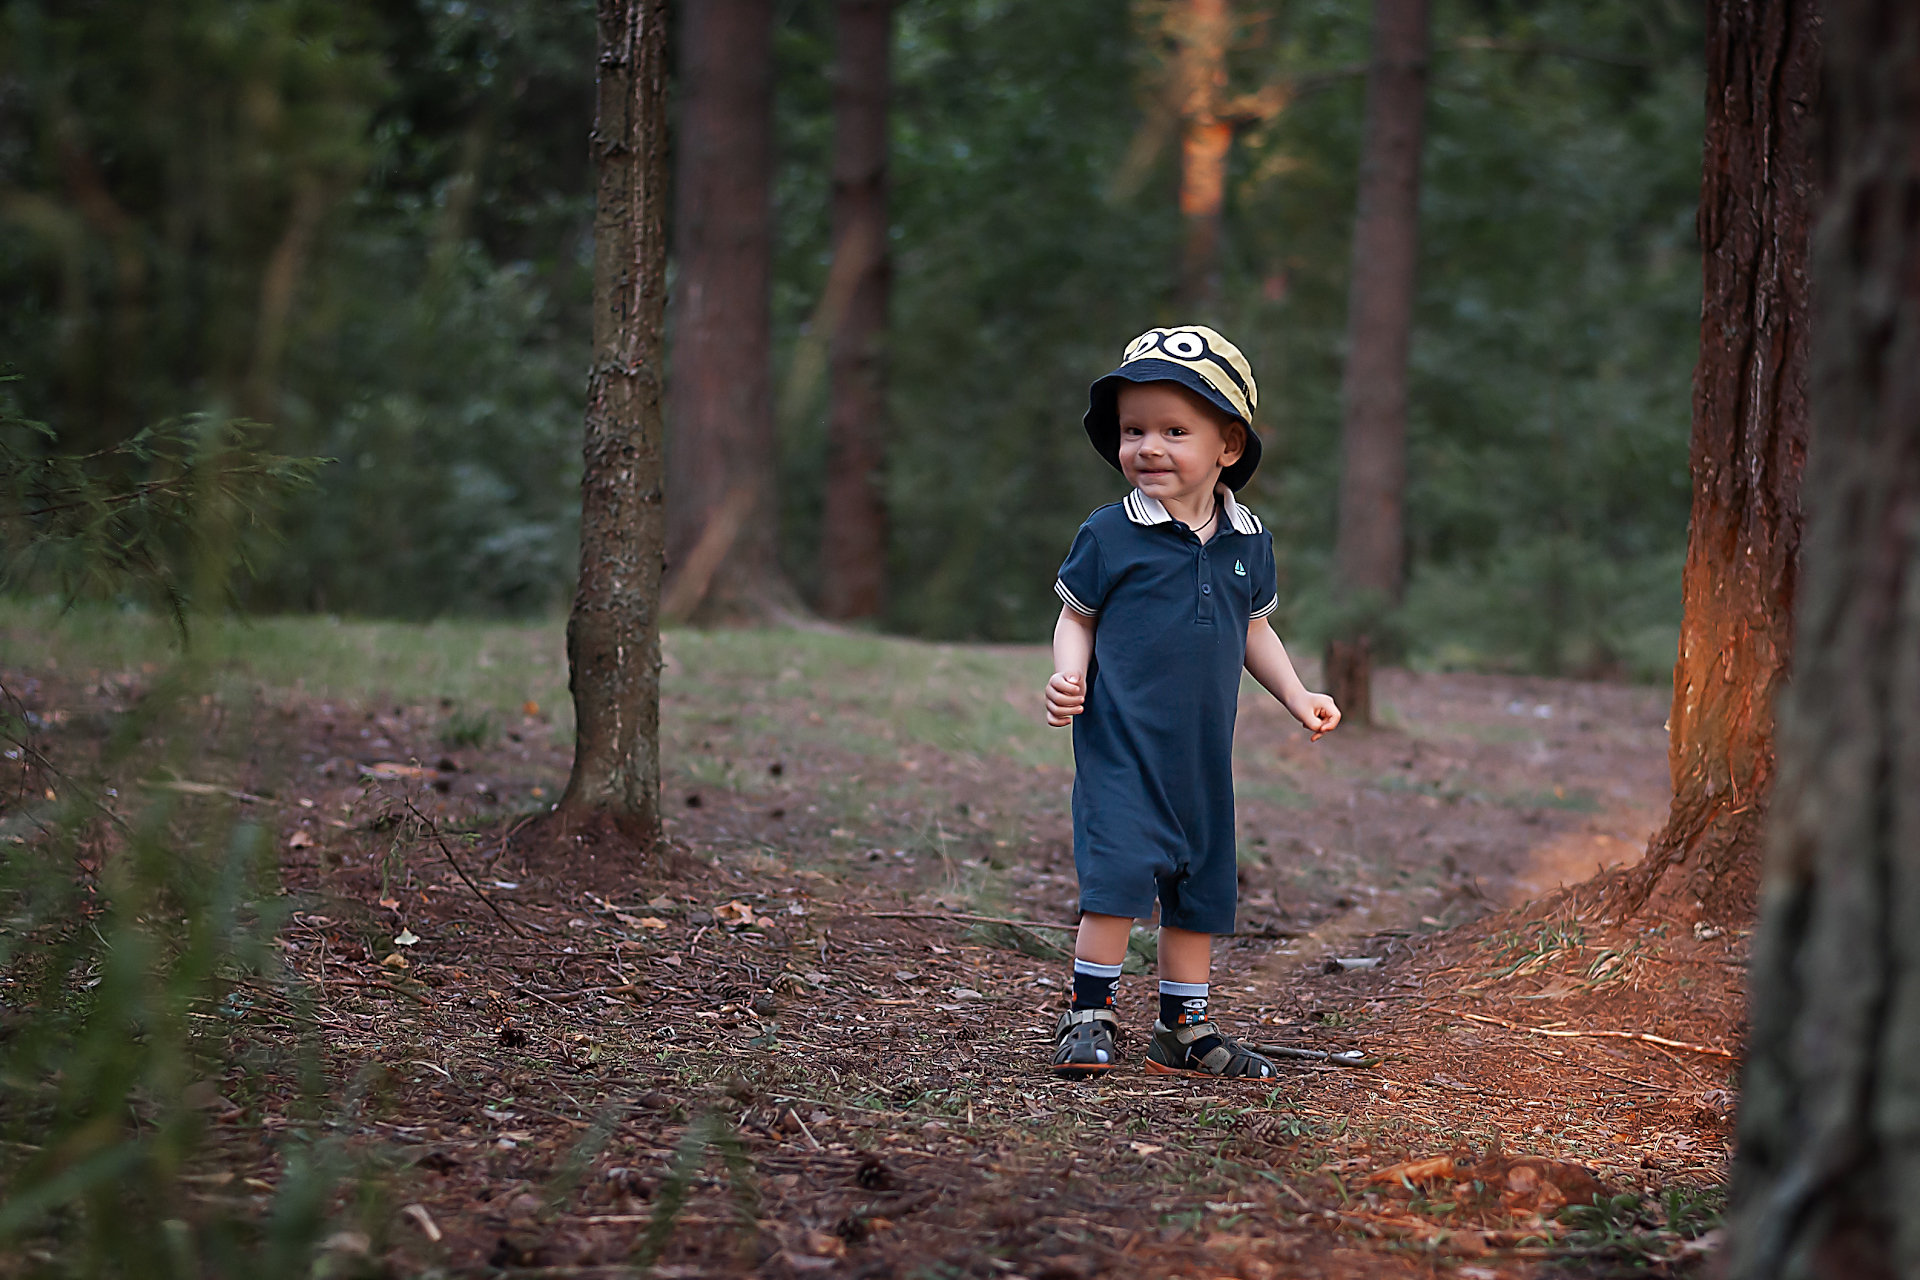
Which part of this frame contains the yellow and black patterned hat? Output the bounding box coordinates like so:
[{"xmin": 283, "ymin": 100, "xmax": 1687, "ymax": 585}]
[{"xmin": 1083, "ymin": 325, "xmax": 1262, "ymax": 490}]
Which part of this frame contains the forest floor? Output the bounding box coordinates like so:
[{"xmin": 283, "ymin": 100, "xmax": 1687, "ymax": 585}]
[{"xmin": 1, "ymin": 614, "xmax": 1742, "ymax": 1278}]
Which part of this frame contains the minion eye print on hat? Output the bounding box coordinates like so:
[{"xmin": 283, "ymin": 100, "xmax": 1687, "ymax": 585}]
[{"xmin": 1086, "ymin": 324, "xmax": 1263, "ymax": 490}]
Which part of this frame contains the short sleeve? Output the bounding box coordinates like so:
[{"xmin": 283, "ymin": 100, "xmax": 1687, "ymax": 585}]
[
  {"xmin": 1054, "ymin": 524, "xmax": 1108, "ymax": 617},
  {"xmin": 1248, "ymin": 531, "xmax": 1279, "ymax": 620}
]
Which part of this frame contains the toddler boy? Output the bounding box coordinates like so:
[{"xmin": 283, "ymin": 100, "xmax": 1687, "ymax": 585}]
[{"xmin": 1046, "ymin": 326, "xmax": 1340, "ymax": 1079}]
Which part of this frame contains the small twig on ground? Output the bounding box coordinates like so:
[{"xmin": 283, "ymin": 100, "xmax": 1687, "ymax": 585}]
[
  {"xmin": 516, "ymin": 983, "xmax": 639, "ymax": 1004},
  {"xmin": 1256, "ymin": 1171, "xmax": 1316, "ymax": 1211},
  {"xmin": 324, "ymin": 979, "xmax": 432, "ymax": 1005},
  {"xmin": 1257, "ymin": 1045, "xmax": 1378, "ymax": 1067},
  {"xmin": 1460, "ymin": 1011, "xmax": 1737, "ymax": 1058},
  {"xmin": 140, "ymin": 778, "xmax": 269, "ymax": 804},
  {"xmin": 404, "ymin": 799, "xmax": 527, "ymax": 938},
  {"xmin": 1520, "ymin": 1045, "xmax": 1662, "ymax": 1092},
  {"xmin": 782, "ymin": 1108, "xmax": 822, "ymax": 1151}
]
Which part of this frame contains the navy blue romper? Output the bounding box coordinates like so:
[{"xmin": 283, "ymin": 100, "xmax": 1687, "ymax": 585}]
[{"xmin": 1054, "ymin": 486, "xmax": 1278, "ymax": 935}]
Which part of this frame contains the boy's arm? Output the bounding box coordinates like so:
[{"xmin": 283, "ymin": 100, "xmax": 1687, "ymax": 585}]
[
  {"xmin": 1245, "ymin": 616, "xmax": 1341, "ymax": 740},
  {"xmin": 1046, "ymin": 606, "xmax": 1096, "ymax": 727}
]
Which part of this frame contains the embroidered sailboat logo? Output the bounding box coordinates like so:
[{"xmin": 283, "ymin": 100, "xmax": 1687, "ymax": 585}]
[{"xmin": 1233, "ymin": 560, "xmax": 1246, "ymax": 576}]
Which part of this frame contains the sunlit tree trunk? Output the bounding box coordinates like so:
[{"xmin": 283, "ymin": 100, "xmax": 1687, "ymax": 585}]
[
  {"xmin": 818, "ymin": 0, "xmax": 893, "ymax": 621},
  {"xmin": 662, "ymin": 0, "xmax": 794, "ymax": 624},
  {"xmin": 1173, "ymin": 0, "xmax": 1233, "ymax": 313},
  {"xmin": 1610, "ymin": 0, "xmax": 1818, "ymax": 924},
  {"xmin": 556, "ymin": 0, "xmax": 669, "ymax": 841},
  {"xmin": 1327, "ymin": 0, "xmax": 1428, "ymax": 726},
  {"xmin": 1728, "ymin": 2, "xmax": 1920, "ymax": 1270}
]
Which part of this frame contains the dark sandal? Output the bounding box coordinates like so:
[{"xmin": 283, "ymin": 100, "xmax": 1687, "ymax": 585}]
[
  {"xmin": 1144, "ymin": 1020, "xmax": 1277, "ymax": 1079},
  {"xmin": 1052, "ymin": 1008, "xmax": 1121, "ymax": 1077}
]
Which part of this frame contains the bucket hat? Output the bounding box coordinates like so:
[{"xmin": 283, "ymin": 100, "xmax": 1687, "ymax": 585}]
[{"xmin": 1083, "ymin": 325, "xmax": 1261, "ymax": 491}]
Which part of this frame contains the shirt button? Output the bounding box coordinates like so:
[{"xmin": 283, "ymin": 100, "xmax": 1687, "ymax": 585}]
[{"xmin": 1201, "ymin": 584, "xmax": 1212, "ymax": 595}]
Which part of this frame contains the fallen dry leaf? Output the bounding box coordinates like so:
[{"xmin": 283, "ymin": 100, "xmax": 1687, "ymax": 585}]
[
  {"xmin": 287, "ymin": 830, "xmax": 315, "ymax": 849},
  {"xmin": 400, "ymin": 1203, "xmax": 442, "ymax": 1242},
  {"xmin": 801, "ymin": 1231, "xmax": 846, "ymax": 1259},
  {"xmin": 1364, "ymin": 1155, "xmax": 1460, "ymax": 1186},
  {"xmin": 361, "ymin": 762, "xmax": 433, "ymax": 779}
]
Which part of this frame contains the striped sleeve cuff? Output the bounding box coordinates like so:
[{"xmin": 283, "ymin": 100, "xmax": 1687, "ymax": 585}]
[
  {"xmin": 1055, "ymin": 579, "xmax": 1098, "ymax": 617},
  {"xmin": 1250, "ymin": 596, "xmax": 1278, "ymax": 620}
]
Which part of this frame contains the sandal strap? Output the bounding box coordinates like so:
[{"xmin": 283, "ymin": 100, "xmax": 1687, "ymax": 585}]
[
  {"xmin": 1056, "ymin": 1007, "xmax": 1119, "ymax": 1033},
  {"xmin": 1157, "ymin": 1021, "xmax": 1275, "ymax": 1077}
]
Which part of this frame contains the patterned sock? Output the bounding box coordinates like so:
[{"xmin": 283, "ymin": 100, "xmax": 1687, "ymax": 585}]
[
  {"xmin": 1158, "ymin": 980, "xmax": 1209, "ymax": 1028},
  {"xmin": 1159, "ymin": 980, "xmax": 1228, "ymax": 1064},
  {"xmin": 1071, "ymin": 958, "xmax": 1123, "ymax": 1011}
]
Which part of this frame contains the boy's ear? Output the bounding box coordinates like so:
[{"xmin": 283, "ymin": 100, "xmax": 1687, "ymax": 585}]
[{"xmin": 1219, "ymin": 421, "xmax": 1247, "ymax": 467}]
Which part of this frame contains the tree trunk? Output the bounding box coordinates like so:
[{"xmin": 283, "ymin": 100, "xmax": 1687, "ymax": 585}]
[
  {"xmin": 1329, "ymin": 0, "xmax": 1428, "ymax": 727},
  {"xmin": 1727, "ymin": 3, "xmax": 1920, "ymax": 1270},
  {"xmin": 555, "ymin": 0, "xmax": 670, "ymax": 843},
  {"xmin": 662, "ymin": 0, "xmax": 794, "ymax": 625},
  {"xmin": 1609, "ymin": 0, "xmax": 1818, "ymax": 925},
  {"xmin": 1173, "ymin": 0, "xmax": 1233, "ymax": 313},
  {"xmin": 1323, "ymin": 637, "xmax": 1373, "ymax": 730},
  {"xmin": 817, "ymin": 0, "xmax": 893, "ymax": 621}
]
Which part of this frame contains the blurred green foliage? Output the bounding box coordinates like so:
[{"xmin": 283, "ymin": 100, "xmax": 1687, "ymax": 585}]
[
  {"xmin": 0, "ymin": 414, "xmax": 365, "ymax": 1270},
  {"xmin": 2, "ymin": 386, "xmax": 322, "ymax": 632},
  {"xmin": 1, "ymin": 0, "xmax": 1701, "ymax": 677}
]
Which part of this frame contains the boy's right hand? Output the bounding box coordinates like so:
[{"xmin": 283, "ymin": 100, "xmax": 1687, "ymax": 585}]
[{"xmin": 1045, "ymin": 673, "xmax": 1086, "ymax": 727}]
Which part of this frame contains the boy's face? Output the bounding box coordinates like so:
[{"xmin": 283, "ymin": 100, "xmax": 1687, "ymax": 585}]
[{"xmin": 1115, "ymin": 382, "xmax": 1245, "ymax": 504}]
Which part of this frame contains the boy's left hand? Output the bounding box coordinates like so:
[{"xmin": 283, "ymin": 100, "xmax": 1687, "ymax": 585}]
[{"xmin": 1292, "ymin": 693, "xmax": 1341, "ymax": 741}]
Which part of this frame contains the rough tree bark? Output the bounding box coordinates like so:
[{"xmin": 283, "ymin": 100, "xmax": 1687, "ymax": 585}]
[
  {"xmin": 1174, "ymin": 0, "xmax": 1234, "ymax": 312},
  {"xmin": 661, "ymin": 0, "xmax": 794, "ymax": 624},
  {"xmin": 1728, "ymin": 2, "xmax": 1920, "ymax": 1270},
  {"xmin": 555, "ymin": 0, "xmax": 670, "ymax": 845},
  {"xmin": 817, "ymin": 0, "xmax": 893, "ymax": 621},
  {"xmin": 1327, "ymin": 0, "xmax": 1429, "ymax": 727},
  {"xmin": 1610, "ymin": 0, "xmax": 1819, "ymax": 923}
]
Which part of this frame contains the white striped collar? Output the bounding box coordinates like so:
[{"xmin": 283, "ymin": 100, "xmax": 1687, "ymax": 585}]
[{"xmin": 1122, "ymin": 485, "xmax": 1262, "ymax": 535}]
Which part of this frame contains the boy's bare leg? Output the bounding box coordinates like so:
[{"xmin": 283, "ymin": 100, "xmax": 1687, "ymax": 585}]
[
  {"xmin": 1074, "ymin": 912, "xmax": 1133, "ymax": 967},
  {"xmin": 1053, "ymin": 912, "xmax": 1133, "ymax": 1076},
  {"xmin": 1145, "ymin": 926, "xmax": 1274, "ymax": 1077},
  {"xmin": 1157, "ymin": 926, "xmax": 1211, "ymax": 983}
]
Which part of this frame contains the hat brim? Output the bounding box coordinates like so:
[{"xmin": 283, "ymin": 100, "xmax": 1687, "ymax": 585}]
[{"xmin": 1083, "ymin": 360, "xmax": 1262, "ymax": 491}]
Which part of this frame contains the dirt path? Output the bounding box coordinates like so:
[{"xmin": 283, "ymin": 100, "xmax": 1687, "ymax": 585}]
[{"xmin": 5, "ymin": 641, "xmax": 1736, "ymax": 1277}]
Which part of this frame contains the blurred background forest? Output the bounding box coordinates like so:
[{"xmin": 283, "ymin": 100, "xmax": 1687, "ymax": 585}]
[{"xmin": 0, "ymin": 0, "xmax": 1703, "ymax": 678}]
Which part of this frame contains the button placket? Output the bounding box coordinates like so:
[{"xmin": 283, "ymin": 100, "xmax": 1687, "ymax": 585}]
[{"xmin": 1194, "ymin": 537, "xmax": 1213, "ymax": 623}]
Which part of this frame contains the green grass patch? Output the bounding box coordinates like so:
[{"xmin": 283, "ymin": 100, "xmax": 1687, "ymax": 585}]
[
  {"xmin": 1, "ymin": 600, "xmax": 1075, "ymax": 770},
  {"xmin": 664, "ymin": 629, "xmax": 1068, "ymax": 767},
  {"xmin": 1, "ymin": 596, "xmax": 571, "ymax": 722}
]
